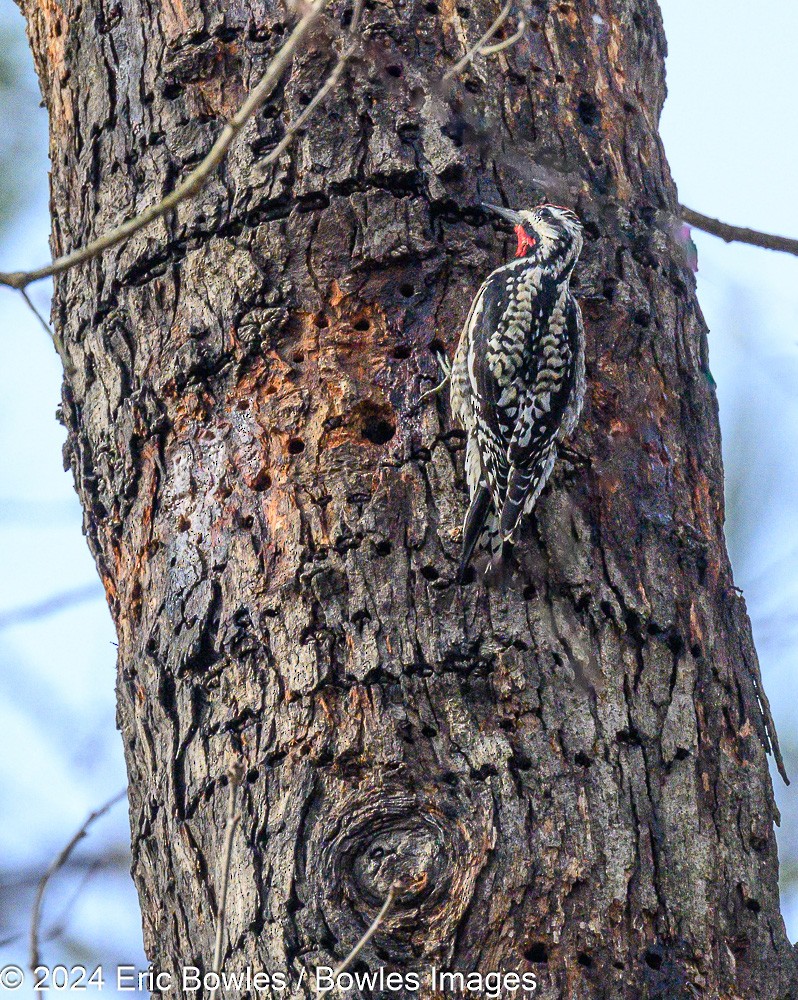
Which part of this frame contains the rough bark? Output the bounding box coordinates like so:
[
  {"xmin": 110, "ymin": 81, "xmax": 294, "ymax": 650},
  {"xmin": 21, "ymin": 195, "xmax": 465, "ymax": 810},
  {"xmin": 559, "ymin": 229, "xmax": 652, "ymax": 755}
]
[{"xmin": 19, "ymin": 0, "xmax": 798, "ymax": 996}]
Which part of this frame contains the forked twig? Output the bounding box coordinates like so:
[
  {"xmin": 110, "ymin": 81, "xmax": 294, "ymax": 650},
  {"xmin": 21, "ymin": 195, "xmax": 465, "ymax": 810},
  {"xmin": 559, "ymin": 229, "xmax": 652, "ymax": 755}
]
[
  {"xmin": 443, "ymin": 1, "xmax": 518, "ymax": 80},
  {"xmin": 29, "ymin": 789, "xmax": 126, "ymax": 980},
  {"xmin": 0, "ymin": 0, "xmax": 333, "ymax": 292},
  {"xmin": 480, "ymin": 14, "xmax": 527, "ymax": 54},
  {"xmin": 208, "ymin": 763, "xmax": 245, "ymax": 1000}
]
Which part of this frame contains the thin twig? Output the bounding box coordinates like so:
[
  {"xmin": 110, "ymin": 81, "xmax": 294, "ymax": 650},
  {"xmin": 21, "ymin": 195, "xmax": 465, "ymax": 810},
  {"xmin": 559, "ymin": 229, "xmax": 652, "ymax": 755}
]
[
  {"xmin": 0, "ymin": 583, "xmax": 102, "ymax": 631},
  {"xmin": 29, "ymin": 789, "xmax": 126, "ymax": 980},
  {"xmin": 350, "ymin": 0, "xmax": 365, "ymax": 33},
  {"xmin": 443, "ymin": 1, "xmax": 514, "ymax": 80},
  {"xmin": 44, "ymin": 859, "xmax": 103, "ymax": 943},
  {"xmin": 262, "ymin": 40, "xmax": 356, "ymax": 167},
  {"xmin": 2, "ymin": 848, "xmax": 130, "ymax": 892},
  {"xmin": 681, "ymin": 205, "xmax": 798, "ymax": 258},
  {"xmin": 270, "ymin": 0, "xmax": 369, "ymax": 162},
  {"xmin": 334, "ymin": 889, "xmax": 395, "ymax": 976},
  {"xmin": 19, "ymin": 288, "xmax": 73, "ymax": 370},
  {"xmin": 0, "ymin": 0, "xmax": 332, "ymax": 292},
  {"xmin": 208, "ymin": 763, "xmax": 244, "ymax": 1000},
  {"xmin": 480, "ymin": 14, "xmax": 526, "ymax": 54},
  {"xmin": 20, "ymin": 289, "xmax": 53, "ymax": 340},
  {"xmin": 316, "ymin": 888, "xmax": 396, "ymax": 995}
]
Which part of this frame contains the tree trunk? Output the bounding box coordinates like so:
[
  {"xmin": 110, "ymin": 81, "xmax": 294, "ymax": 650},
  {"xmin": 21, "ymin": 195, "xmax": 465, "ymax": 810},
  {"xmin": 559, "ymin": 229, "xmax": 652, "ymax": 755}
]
[{"xmin": 19, "ymin": 0, "xmax": 798, "ymax": 995}]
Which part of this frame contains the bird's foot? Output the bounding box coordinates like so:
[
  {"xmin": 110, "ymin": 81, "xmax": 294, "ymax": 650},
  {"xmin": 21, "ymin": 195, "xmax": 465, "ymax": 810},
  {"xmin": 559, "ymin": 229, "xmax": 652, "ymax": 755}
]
[
  {"xmin": 411, "ymin": 348, "xmax": 452, "ymax": 414},
  {"xmin": 417, "ymin": 372, "xmax": 451, "ymax": 407},
  {"xmin": 558, "ymin": 443, "xmax": 591, "ymax": 471}
]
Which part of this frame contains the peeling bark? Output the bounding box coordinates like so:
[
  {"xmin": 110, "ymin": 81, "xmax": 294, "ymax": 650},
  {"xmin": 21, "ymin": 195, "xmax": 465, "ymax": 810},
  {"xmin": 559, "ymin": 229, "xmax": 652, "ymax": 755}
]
[{"xmin": 19, "ymin": 0, "xmax": 798, "ymax": 995}]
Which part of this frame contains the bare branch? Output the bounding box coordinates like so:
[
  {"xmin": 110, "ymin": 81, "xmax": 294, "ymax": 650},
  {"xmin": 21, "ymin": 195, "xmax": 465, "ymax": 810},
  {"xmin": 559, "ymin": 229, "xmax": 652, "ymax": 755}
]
[
  {"xmin": 2, "ymin": 848, "xmax": 130, "ymax": 893},
  {"xmin": 316, "ymin": 888, "xmax": 396, "ymax": 995},
  {"xmin": 261, "ymin": 37, "xmax": 356, "ymax": 167},
  {"xmin": 29, "ymin": 790, "xmax": 126, "ymax": 979},
  {"xmin": 681, "ymin": 205, "xmax": 798, "ymax": 258},
  {"xmin": 208, "ymin": 763, "xmax": 244, "ymax": 1000},
  {"xmin": 0, "ymin": 583, "xmax": 102, "ymax": 631},
  {"xmin": 0, "ymin": 0, "xmax": 333, "ymax": 292},
  {"xmin": 334, "ymin": 888, "xmax": 395, "ymax": 976},
  {"xmin": 443, "ymin": 1, "xmax": 515, "ymax": 80}
]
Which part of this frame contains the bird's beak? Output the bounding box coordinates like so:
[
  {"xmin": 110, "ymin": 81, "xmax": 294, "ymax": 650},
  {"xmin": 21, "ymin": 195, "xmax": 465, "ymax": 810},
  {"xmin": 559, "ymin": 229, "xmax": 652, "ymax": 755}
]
[{"xmin": 482, "ymin": 202, "xmax": 523, "ymax": 225}]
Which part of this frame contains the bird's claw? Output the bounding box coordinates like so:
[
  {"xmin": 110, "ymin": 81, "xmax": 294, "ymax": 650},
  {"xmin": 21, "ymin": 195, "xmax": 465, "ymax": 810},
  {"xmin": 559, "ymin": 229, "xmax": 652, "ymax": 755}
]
[{"xmin": 412, "ymin": 347, "xmax": 452, "ymax": 413}]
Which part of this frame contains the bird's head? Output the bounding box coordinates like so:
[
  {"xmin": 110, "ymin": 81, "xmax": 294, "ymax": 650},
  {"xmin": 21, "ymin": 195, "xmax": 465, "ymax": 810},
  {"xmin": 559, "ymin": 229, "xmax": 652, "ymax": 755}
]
[{"xmin": 483, "ymin": 202, "xmax": 583, "ymax": 269}]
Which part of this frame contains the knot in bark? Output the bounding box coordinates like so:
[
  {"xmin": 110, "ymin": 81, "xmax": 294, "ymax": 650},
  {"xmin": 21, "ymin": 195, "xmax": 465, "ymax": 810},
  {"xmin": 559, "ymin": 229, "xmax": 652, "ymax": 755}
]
[{"xmin": 311, "ymin": 770, "xmax": 495, "ymax": 963}]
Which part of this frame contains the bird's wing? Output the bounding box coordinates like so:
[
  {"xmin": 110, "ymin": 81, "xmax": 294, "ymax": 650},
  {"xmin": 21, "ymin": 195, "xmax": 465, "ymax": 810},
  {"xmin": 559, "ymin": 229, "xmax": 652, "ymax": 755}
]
[
  {"xmin": 466, "ymin": 265, "xmax": 544, "ymax": 504},
  {"xmin": 451, "ymin": 273, "xmax": 514, "ymax": 574},
  {"xmin": 507, "ymin": 290, "xmax": 578, "ymax": 466},
  {"xmin": 556, "ymin": 296, "xmax": 586, "ymax": 442},
  {"xmin": 499, "ymin": 291, "xmax": 580, "ymax": 538}
]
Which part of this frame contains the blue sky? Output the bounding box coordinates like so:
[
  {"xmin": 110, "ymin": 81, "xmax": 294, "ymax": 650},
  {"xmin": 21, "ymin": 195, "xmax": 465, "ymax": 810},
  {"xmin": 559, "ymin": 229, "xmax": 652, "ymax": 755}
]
[
  {"xmin": 659, "ymin": 2, "xmax": 798, "ymax": 938},
  {"xmin": 0, "ymin": 0, "xmax": 796, "ymax": 987}
]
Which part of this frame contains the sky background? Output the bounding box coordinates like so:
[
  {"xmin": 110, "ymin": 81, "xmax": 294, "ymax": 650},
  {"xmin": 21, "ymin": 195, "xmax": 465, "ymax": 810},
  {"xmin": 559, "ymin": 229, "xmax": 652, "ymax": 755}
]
[{"xmin": 0, "ymin": 0, "xmax": 796, "ymax": 991}]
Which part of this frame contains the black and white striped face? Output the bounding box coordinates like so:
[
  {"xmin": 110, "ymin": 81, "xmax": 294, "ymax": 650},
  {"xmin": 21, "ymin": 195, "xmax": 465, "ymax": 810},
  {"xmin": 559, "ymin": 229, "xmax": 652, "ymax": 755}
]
[
  {"xmin": 483, "ymin": 202, "xmax": 583, "ymax": 267},
  {"xmin": 515, "ymin": 204, "xmax": 583, "ymax": 264}
]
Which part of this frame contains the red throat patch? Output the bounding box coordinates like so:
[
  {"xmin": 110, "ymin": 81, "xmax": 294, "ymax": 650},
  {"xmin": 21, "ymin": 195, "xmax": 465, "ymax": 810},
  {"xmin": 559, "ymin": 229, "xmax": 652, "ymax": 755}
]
[{"xmin": 514, "ymin": 224, "xmax": 536, "ymax": 257}]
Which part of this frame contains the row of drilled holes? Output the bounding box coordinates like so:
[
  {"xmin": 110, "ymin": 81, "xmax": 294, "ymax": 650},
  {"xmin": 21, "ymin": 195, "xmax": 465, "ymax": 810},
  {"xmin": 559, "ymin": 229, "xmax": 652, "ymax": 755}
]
[
  {"xmin": 247, "ymin": 419, "xmax": 396, "ymax": 465},
  {"xmin": 524, "ymin": 942, "xmax": 665, "ymax": 971},
  {"xmin": 313, "ymin": 287, "xmax": 415, "ymax": 334},
  {"xmin": 281, "ymin": 419, "xmax": 394, "ymax": 458}
]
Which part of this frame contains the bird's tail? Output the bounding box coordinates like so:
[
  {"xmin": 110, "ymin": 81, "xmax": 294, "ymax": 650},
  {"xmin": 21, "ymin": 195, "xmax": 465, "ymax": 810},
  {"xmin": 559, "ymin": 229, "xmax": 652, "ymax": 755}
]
[
  {"xmin": 458, "ymin": 484, "xmax": 501, "ymax": 582},
  {"xmin": 499, "ymin": 466, "xmax": 537, "ymax": 541},
  {"xmin": 500, "ymin": 448, "xmax": 557, "ymax": 542}
]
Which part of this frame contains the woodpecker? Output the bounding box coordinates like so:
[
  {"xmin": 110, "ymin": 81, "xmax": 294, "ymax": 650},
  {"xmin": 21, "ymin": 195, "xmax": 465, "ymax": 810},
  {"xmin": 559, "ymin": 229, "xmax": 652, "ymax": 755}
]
[{"xmin": 450, "ymin": 202, "xmax": 585, "ymax": 579}]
